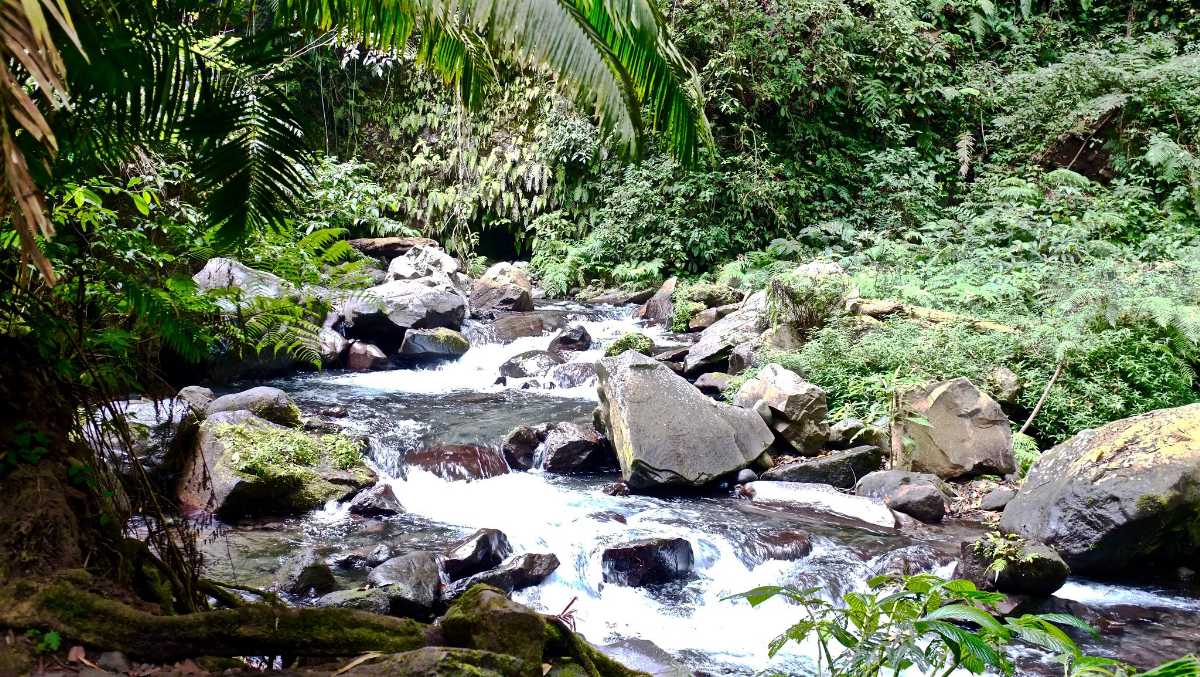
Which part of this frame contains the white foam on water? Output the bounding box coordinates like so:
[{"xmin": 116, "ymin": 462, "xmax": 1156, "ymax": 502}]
[{"xmin": 1055, "ymin": 580, "xmax": 1200, "ymax": 612}]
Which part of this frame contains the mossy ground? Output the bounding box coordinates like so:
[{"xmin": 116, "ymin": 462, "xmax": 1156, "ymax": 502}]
[{"xmin": 604, "ymin": 333, "xmax": 654, "ymax": 357}]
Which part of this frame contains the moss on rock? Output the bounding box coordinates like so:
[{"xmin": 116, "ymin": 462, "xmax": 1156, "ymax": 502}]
[{"xmin": 604, "ymin": 333, "xmax": 654, "ymax": 357}]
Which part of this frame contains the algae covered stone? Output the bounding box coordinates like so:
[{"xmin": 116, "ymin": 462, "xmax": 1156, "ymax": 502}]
[
  {"xmin": 604, "ymin": 332, "xmax": 654, "ymax": 357},
  {"xmin": 1000, "ymin": 403, "xmax": 1200, "ymax": 575},
  {"xmin": 177, "ymin": 411, "xmax": 373, "ymax": 521}
]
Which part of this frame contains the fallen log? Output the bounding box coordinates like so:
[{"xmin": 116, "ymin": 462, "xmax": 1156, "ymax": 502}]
[{"xmin": 847, "ymin": 298, "xmax": 1017, "ymax": 333}]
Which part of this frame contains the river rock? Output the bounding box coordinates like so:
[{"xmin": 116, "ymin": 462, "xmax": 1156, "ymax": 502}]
[
  {"xmin": 596, "ymin": 351, "xmax": 774, "ymax": 490},
  {"xmin": 386, "ymin": 245, "xmax": 461, "ymax": 282},
  {"xmin": 960, "ymin": 538, "xmax": 1069, "ymax": 597},
  {"xmin": 736, "ymin": 468, "xmax": 759, "ymax": 483},
  {"xmin": 855, "ymin": 470, "xmax": 947, "ymax": 523},
  {"xmin": 490, "ymin": 311, "xmax": 568, "ymax": 342},
  {"xmin": 688, "ymin": 303, "xmax": 739, "ymax": 331},
  {"xmin": 1000, "ymin": 404, "xmax": 1200, "ymax": 574},
  {"xmin": 634, "ymin": 277, "xmax": 677, "ymax": 327},
  {"xmin": 470, "ymin": 281, "xmax": 533, "ymax": 316},
  {"xmin": 734, "ymin": 364, "xmax": 829, "ymax": 456},
  {"xmin": 727, "ymin": 341, "xmax": 756, "ymax": 376},
  {"xmin": 340, "ymin": 278, "xmax": 468, "ymax": 349},
  {"xmin": 400, "ymin": 327, "xmax": 470, "ymax": 361},
  {"xmin": 761, "ymin": 446, "xmax": 882, "ymax": 489},
  {"xmin": 278, "ymin": 552, "xmax": 338, "ymax": 597},
  {"xmin": 980, "ymin": 487, "xmax": 1017, "ymax": 512},
  {"xmin": 539, "ymin": 423, "xmax": 612, "ymax": 473},
  {"xmin": 744, "ymin": 529, "xmax": 813, "ymax": 564},
  {"xmin": 480, "ymin": 262, "xmax": 532, "ymax": 291},
  {"xmin": 193, "ymin": 257, "xmax": 292, "ymax": 302},
  {"xmin": 442, "ymin": 528, "xmax": 513, "ymax": 581},
  {"xmin": 744, "ymin": 481, "xmax": 899, "ymax": 529},
  {"xmin": 318, "ymin": 327, "xmax": 349, "ymax": 366},
  {"xmin": 684, "ymin": 291, "xmax": 767, "ymax": 374},
  {"xmin": 548, "ymin": 324, "xmax": 592, "ymax": 353},
  {"xmin": 694, "ymin": 372, "xmax": 732, "ymax": 396},
  {"xmin": 599, "ymin": 639, "xmax": 692, "ymax": 677},
  {"xmin": 901, "ymin": 378, "xmax": 1014, "ymax": 479},
  {"xmin": 314, "ymin": 586, "xmax": 394, "ymax": 615},
  {"xmin": 498, "ymin": 350, "xmax": 563, "ymax": 379},
  {"xmin": 440, "ymin": 586, "xmax": 547, "ymax": 668},
  {"xmin": 546, "ymin": 362, "xmax": 597, "ymax": 389},
  {"xmin": 348, "ymin": 483, "xmax": 403, "ymax": 516},
  {"xmin": 177, "ymin": 411, "xmax": 374, "ymax": 521},
  {"xmin": 587, "ymin": 288, "xmax": 656, "ymax": 305},
  {"xmin": 347, "ymin": 236, "xmax": 439, "ymax": 262},
  {"xmin": 501, "ymin": 426, "xmax": 541, "ymax": 471},
  {"xmin": 443, "ymin": 553, "xmax": 560, "ymax": 602},
  {"xmin": 367, "ymin": 551, "xmax": 443, "ymax": 618},
  {"xmin": 330, "ymin": 544, "xmax": 394, "ymax": 569},
  {"xmin": 406, "ymin": 444, "xmax": 509, "ymax": 481},
  {"xmin": 601, "ymin": 537, "xmax": 694, "ymax": 586},
  {"xmin": 347, "ymin": 341, "xmax": 391, "ymax": 371},
  {"xmin": 205, "ymin": 386, "xmax": 300, "ymax": 427}
]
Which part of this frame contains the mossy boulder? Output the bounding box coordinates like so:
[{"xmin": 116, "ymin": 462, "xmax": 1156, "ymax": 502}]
[
  {"xmin": 441, "ymin": 585, "xmax": 547, "ymax": 674},
  {"xmin": 346, "ymin": 647, "xmax": 532, "ymax": 676},
  {"xmin": 604, "ymin": 333, "xmax": 654, "ymax": 358},
  {"xmin": 177, "ymin": 411, "xmax": 374, "ymax": 521},
  {"xmin": 400, "ymin": 327, "xmax": 471, "ymax": 361},
  {"xmin": 959, "ymin": 536, "xmax": 1069, "ymax": 597},
  {"xmin": 205, "ymin": 386, "xmax": 302, "ymax": 427},
  {"xmin": 1000, "ymin": 403, "xmax": 1200, "ymax": 575}
]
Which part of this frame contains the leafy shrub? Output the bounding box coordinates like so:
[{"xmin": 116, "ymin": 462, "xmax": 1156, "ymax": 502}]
[{"xmin": 1011, "ymin": 433, "xmax": 1040, "ymax": 477}]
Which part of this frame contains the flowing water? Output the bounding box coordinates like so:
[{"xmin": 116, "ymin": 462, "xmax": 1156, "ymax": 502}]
[{"xmin": 169, "ymin": 301, "xmax": 1200, "ymax": 675}]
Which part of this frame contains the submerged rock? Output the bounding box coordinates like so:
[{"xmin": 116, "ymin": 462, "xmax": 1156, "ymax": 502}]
[
  {"xmin": 205, "ymin": 386, "xmax": 301, "ymax": 427},
  {"xmin": 498, "ymin": 350, "xmax": 564, "ymax": 379},
  {"xmin": 1000, "ymin": 404, "xmax": 1200, "ymax": 574},
  {"xmin": 601, "ymin": 537, "xmax": 694, "ymax": 586},
  {"xmin": 442, "ymin": 528, "xmax": 513, "ymax": 582},
  {"xmin": 596, "ymin": 351, "xmax": 773, "ymax": 490},
  {"xmin": 745, "ymin": 481, "xmax": 899, "ymax": 529},
  {"xmin": 901, "ymin": 378, "xmax": 1014, "ymax": 479},
  {"xmin": 761, "ymin": 446, "xmax": 882, "ymax": 489},
  {"xmin": 743, "ymin": 529, "xmax": 813, "ymax": 564},
  {"xmin": 406, "ymin": 444, "xmax": 509, "ymax": 481}
]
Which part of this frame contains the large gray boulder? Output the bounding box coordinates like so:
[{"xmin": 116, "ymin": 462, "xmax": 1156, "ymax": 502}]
[
  {"xmin": 761, "ymin": 446, "xmax": 882, "ymax": 488},
  {"xmin": 399, "ymin": 328, "xmax": 470, "ymax": 361},
  {"xmin": 366, "ymin": 551, "xmax": 443, "ymax": 619},
  {"xmin": 633, "ymin": 277, "xmax": 677, "ymax": 327},
  {"xmin": 193, "ymin": 257, "xmax": 291, "ymax": 301},
  {"xmin": 339, "ymin": 278, "xmax": 468, "ymax": 348},
  {"xmin": 205, "ymin": 386, "xmax": 301, "ymax": 427},
  {"xmin": 856, "ymin": 471, "xmax": 948, "ymax": 523},
  {"xmin": 1000, "ymin": 404, "xmax": 1200, "ymax": 575},
  {"xmin": 347, "ymin": 236, "xmax": 438, "ymax": 262},
  {"xmin": 469, "ymin": 281, "xmax": 533, "ymax": 316},
  {"xmin": 684, "ymin": 291, "xmax": 767, "ymax": 374},
  {"xmin": 386, "ymin": 245, "xmax": 463, "ymax": 284},
  {"xmin": 479, "ymin": 262, "xmax": 532, "ymax": 291},
  {"xmin": 734, "ymin": 363, "xmax": 829, "ymax": 456},
  {"xmin": 901, "ymin": 378, "xmax": 1014, "ymax": 479},
  {"xmin": 596, "ymin": 351, "xmax": 774, "ymax": 490}
]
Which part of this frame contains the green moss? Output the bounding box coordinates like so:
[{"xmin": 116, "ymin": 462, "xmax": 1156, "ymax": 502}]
[
  {"xmin": 214, "ymin": 424, "xmax": 365, "ymax": 476},
  {"xmin": 670, "ymin": 300, "xmax": 704, "ymax": 331},
  {"xmin": 604, "ymin": 332, "xmax": 654, "ymax": 357},
  {"xmin": 321, "ymin": 434, "xmax": 366, "ymax": 470}
]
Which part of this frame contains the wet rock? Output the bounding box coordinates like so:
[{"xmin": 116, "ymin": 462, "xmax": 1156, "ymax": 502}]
[
  {"xmin": 406, "ymin": 444, "xmax": 509, "ymax": 481},
  {"xmin": 902, "ymin": 378, "xmax": 1014, "ymax": 479},
  {"xmin": 470, "ymin": 281, "xmax": 533, "ymax": 316},
  {"xmin": 193, "ymin": 257, "xmax": 291, "ymax": 302},
  {"xmin": 443, "ymin": 553, "xmax": 560, "ymax": 602},
  {"xmin": 855, "ymin": 470, "xmax": 947, "ymax": 524},
  {"xmin": 1000, "ymin": 403, "xmax": 1200, "ymax": 574},
  {"xmin": 744, "ymin": 529, "xmax": 813, "ymax": 565},
  {"xmin": 694, "ymin": 372, "xmax": 732, "ymax": 396},
  {"xmin": 736, "ymin": 468, "xmax": 759, "ymax": 484},
  {"xmin": 980, "ymin": 487, "xmax": 1017, "ymax": 512},
  {"xmin": 317, "ymin": 327, "xmax": 349, "ymax": 366},
  {"xmin": 548, "ymin": 324, "xmax": 592, "ymax": 353},
  {"xmin": 601, "ymin": 537, "xmax": 694, "ymax": 586},
  {"xmin": 734, "ymin": 364, "xmax": 829, "ymax": 456},
  {"xmin": 314, "ymin": 586, "xmax": 394, "ymax": 615},
  {"xmin": 480, "ymin": 262, "xmax": 532, "ymax": 291},
  {"xmin": 745, "ymin": 481, "xmax": 899, "ymax": 529},
  {"xmin": 960, "ymin": 537, "xmax": 1069, "ymax": 597},
  {"xmin": 539, "ymin": 423, "xmax": 612, "ymax": 473},
  {"xmin": 347, "ymin": 236, "xmax": 439, "ymax": 262},
  {"xmin": 318, "ymin": 404, "xmax": 349, "ymax": 418},
  {"xmin": 688, "ymin": 303, "xmax": 739, "ymax": 331},
  {"xmin": 762, "ymin": 446, "xmax": 882, "ymax": 489},
  {"xmin": 205, "ymin": 386, "xmax": 301, "ymax": 427},
  {"xmin": 329, "ymin": 544, "xmax": 392, "ymax": 570},
  {"xmin": 633, "ymin": 277, "xmax": 677, "ymax": 327},
  {"xmin": 546, "ymin": 362, "xmax": 597, "ymax": 389},
  {"xmin": 727, "ymin": 341, "xmax": 756, "ymax": 376},
  {"xmin": 602, "ymin": 481, "xmax": 630, "ymax": 496},
  {"xmin": 587, "ymin": 288, "xmax": 655, "ymax": 305},
  {"xmin": 502, "ymin": 426, "xmax": 542, "ymax": 471},
  {"xmin": 498, "ymin": 350, "xmax": 563, "ymax": 379},
  {"xmin": 490, "ymin": 312, "xmax": 565, "ymax": 342},
  {"xmin": 596, "ymin": 351, "xmax": 774, "ymax": 490},
  {"xmin": 684, "ymin": 291, "xmax": 766, "ymax": 374},
  {"xmin": 177, "ymin": 411, "xmax": 374, "ymax": 521},
  {"xmin": 400, "ymin": 327, "xmax": 470, "ymax": 362},
  {"xmin": 347, "ymin": 341, "xmax": 391, "ymax": 371},
  {"xmin": 441, "ymin": 586, "xmax": 547, "ymax": 668},
  {"xmin": 366, "ymin": 551, "xmax": 443, "ymax": 618},
  {"xmin": 279, "ymin": 552, "xmax": 338, "ymax": 597},
  {"xmin": 340, "ymin": 278, "xmax": 468, "ymax": 349},
  {"xmin": 442, "ymin": 528, "xmax": 513, "ymax": 581},
  {"xmin": 348, "ymin": 483, "xmax": 404, "ymax": 516},
  {"xmin": 599, "ymin": 639, "xmax": 692, "ymax": 677}
]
